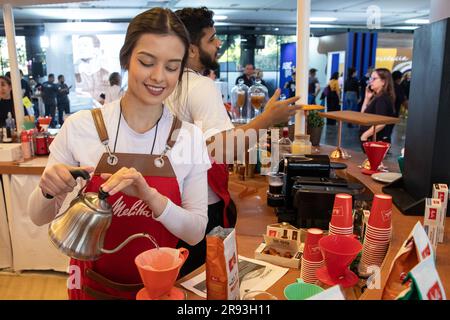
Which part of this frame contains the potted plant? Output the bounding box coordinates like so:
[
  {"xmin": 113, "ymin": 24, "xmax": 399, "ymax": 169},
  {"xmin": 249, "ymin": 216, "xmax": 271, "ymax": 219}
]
[{"xmin": 307, "ymin": 111, "xmax": 324, "ymax": 146}]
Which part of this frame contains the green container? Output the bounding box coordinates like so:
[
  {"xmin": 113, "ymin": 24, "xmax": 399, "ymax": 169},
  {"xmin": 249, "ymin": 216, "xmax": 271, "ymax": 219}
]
[
  {"xmin": 397, "ymin": 156, "xmax": 405, "ymax": 174},
  {"xmin": 22, "ymin": 121, "xmax": 36, "ymax": 130},
  {"xmin": 284, "ymin": 279, "xmax": 324, "ymax": 300}
]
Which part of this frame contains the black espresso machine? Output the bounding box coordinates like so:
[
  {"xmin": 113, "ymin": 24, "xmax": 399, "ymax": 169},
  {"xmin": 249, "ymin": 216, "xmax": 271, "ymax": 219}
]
[{"xmin": 267, "ymin": 154, "xmax": 365, "ymax": 230}]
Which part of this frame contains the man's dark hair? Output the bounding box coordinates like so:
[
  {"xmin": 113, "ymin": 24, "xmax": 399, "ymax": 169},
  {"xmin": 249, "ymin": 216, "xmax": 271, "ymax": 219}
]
[
  {"xmin": 309, "ymin": 68, "xmax": 317, "ymax": 74},
  {"xmin": 48, "ymin": 73, "xmax": 55, "ymax": 78},
  {"xmin": 392, "ymin": 70, "xmax": 403, "ymax": 82},
  {"xmin": 175, "ymin": 7, "xmax": 215, "ymax": 46},
  {"xmin": 57, "ymin": 74, "xmax": 64, "ymax": 81}
]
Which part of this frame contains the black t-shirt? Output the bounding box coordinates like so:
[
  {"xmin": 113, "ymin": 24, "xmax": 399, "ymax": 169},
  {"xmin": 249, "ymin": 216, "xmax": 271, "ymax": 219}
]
[
  {"xmin": 0, "ymin": 98, "xmax": 16, "ymax": 127},
  {"xmin": 57, "ymin": 83, "xmax": 70, "ymax": 105},
  {"xmin": 308, "ymin": 76, "xmax": 318, "ymax": 94},
  {"xmin": 360, "ymin": 93, "xmax": 395, "ymax": 140},
  {"xmin": 344, "ymin": 77, "xmax": 359, "ymax": 96},
  {"xmin": 235, "ymin": 75, "xmax": 254, "ymax": 88},
  {"xmin": 41, "ymin": 81, "xmax": 59, "ymax": 105}
]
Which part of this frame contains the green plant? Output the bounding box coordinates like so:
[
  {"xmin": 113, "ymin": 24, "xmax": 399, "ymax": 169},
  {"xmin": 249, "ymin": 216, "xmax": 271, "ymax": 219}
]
[{"xmin": 307, "ymin": 110, "xmax": 324, "ymax": 128}]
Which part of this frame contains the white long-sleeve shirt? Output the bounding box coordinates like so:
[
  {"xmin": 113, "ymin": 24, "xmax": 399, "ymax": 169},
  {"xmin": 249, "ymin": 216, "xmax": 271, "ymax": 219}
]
[
  {"xmin": 28, "ymin": 101, "xmax": 211, "ymax": 245},
  {"xmin": 166, "ymin": 69, "xmax": 234, "ymax": 205}
]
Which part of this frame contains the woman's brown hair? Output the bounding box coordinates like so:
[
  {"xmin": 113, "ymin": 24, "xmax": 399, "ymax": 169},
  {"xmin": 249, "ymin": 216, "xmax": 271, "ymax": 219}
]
[
  {"xmin": 119, "ymin": 7, "xmax": 190, "ymax": 82},
  {"xmin": 374, "ymin": 68, "xmax": 396, "ymax": 104}
]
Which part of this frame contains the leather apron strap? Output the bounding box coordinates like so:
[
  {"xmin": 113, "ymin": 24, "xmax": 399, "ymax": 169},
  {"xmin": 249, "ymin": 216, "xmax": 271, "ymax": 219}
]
[{"xmin": 90, "ymin": 108, "xmax": 183, "ymax": 176}]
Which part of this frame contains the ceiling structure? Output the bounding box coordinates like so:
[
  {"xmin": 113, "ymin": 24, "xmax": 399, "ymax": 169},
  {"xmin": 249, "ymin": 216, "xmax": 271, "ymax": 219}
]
[{"xmin": 1, "ymin": 0, "xmax": 431, "ymax": 35}]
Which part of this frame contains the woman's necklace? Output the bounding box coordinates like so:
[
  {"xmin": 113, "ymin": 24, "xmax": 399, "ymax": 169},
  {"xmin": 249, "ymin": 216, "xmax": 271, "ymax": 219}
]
[{"xmin": 113, "ymin": 102, "xmax": 163, "ymax": 155}]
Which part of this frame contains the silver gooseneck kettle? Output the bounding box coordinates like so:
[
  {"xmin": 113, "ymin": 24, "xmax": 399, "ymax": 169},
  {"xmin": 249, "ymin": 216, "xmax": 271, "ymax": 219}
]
[{"xmin": 48, "ymin": 169, "xmax": 152, "ymax": 261}]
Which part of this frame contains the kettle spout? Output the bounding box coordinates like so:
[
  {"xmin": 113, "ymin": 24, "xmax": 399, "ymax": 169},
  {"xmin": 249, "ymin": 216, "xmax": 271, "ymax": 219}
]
[{"xmin": 100, "ymin": 233, "xmax": 153, "ymax": 254}]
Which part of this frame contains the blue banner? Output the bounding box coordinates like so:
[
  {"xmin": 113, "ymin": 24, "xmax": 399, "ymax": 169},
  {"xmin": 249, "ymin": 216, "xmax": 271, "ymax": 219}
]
[{"xmin": 280, "ymin": 42, "xmax": 296, "ymax": 98}]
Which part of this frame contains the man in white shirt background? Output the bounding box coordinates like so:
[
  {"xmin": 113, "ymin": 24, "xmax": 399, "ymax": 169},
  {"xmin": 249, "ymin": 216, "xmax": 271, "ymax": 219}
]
[{"xmin": 167, "ymin": 7, "xmax": 301, "ymax": 276}]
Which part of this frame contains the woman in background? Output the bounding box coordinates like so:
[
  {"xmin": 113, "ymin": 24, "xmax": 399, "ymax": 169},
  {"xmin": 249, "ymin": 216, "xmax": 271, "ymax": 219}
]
[
  {"xmin": 104, "ymin": 72, "xmax": 124, "ymax": 104},
  {"xmin": 0, "ymin": 76, "xmax": 16, "ymax": 127},
  {"xmin": 360, "ymin": 68, "xmax": 396, "ymax": 143},
  {"xmin": 326, "ymin": 72, "xmax": 341, "ymax": 125}
]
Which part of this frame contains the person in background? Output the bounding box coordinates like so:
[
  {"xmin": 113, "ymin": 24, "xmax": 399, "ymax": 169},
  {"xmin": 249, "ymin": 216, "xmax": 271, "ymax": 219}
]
[
  {"xmin": 104, "ymin": 72, "xmax": 123, "ymax": 104},
  {"xmin": 167, "ymin": 6, "xmax": 300, "ymax": 277},
  {"xmin": 359, "ymin": 68, "xmax": 396, "ymax": 144},
  {"xmin": 284, "ymin": 69, "xmax": 296, "ymax": 98},
  {"xmin": 391, "ymin": 71, "xmax": 407, "ymax": 118},
  {"xmin": 0, "ymin": 75, "xmax": 16, "ymax": 127},
  {"xmin": 359, "ymin": 67, "xmax": 373, "ymax": 110},
  {"xmin": 5, "ymin": 70, "xmax": 32, "ymax": 100},
  {"xmin": 255, "ymin": 68, "xmax": 274, "ymax": 97},
  {"xmin": 326, "ymin": 72, "xmax": 341, "ymax": 125},
  {"xmin": 98, "ymin": 93, "xmax": 106, "ymax": 105},
  {"xmin": 401, "ymin": 71, "xmax": 411, "ymax": 102},
  {"xmin": 41, "ymin": 73, "xmax": 59, "ymax": 128},
  {"xmin": 57, "ymin": 74, "xmax": 71, "ymax": 126},
  {"xmin": 344, "ymin": 67, "xmax": 360, "ymax": 127},
  {"xmin": 202, "ymin": 68, "xmax": 217, "ymax": 80},
  {"xmin": 308, "ymin": 68, "xmax": 320, "ymax": 105},
  {"xmin": 235, "ymin": 63, "xmax": 255, "ymax": 87},
  {"xmin": 27, "ymin": 7, "xmax": 209, "ymax": 300}
]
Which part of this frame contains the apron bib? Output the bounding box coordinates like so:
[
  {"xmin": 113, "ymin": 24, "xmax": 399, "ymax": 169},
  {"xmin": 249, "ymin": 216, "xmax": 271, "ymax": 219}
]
[{"xmin": 68, "ymin": 108, "xmax": 183, "ymax": 300}]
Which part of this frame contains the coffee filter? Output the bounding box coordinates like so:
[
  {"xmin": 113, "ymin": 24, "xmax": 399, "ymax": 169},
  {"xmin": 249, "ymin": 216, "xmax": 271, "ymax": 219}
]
[{"xmin": 137, "ymin": 248, "xmax": 181, "ymax": 271}]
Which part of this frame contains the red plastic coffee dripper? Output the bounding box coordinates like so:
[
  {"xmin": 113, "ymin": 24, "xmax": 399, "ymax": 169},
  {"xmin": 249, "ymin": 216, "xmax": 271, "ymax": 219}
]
[
  {"xmin": 362, "ymin": 142, "xmax": 390, "ymax": 175},
  {"xmin": 135, "ymin": 247, "xmax": 189, "ymax": 300},
  {"xmin": 316, "ymin": 235, "xmax": 362, "ymax": 288}
]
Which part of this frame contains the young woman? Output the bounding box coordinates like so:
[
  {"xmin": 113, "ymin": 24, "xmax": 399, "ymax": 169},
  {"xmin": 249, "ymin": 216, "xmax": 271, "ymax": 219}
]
[
  {"xmin": 0, "ymin": 75, "xmax": 15, "ymax": 127},
  {"xmin": 359, "ymin": 68, "xmax": 396, "ymax": 143},
  {"xmin": 28, "ymin": 8, "xmax": 210, "ymax": 300},
  {"xmin": 104, "ymin": 72, "xmax": 124, "ymax": 104}
]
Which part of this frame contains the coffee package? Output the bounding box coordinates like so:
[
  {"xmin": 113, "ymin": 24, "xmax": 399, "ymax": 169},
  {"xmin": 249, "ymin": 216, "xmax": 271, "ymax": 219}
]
[
  {"xmin": 206, "ymin": 226, "xmax": 240, "ymax": 300},
  {"xmin": 423, "ymin": 198, "xmax": 441, "ymax": 253},
  {"xmin": 381, "ymin": 221, "xmax": 434, "ymax": 300},
  {"xmin": 432, "ymin": 183, "xmax": 448, "ymax": 243},
  {"xmin": 396, "ymin": 256, "xmax": 446, "ymax": 300}
]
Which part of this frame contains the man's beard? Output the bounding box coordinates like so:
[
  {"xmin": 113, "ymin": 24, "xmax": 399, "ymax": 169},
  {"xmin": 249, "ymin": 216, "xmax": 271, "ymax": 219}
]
[{"xmin": 199, "ymin": 47, "xmax": 219, "ymax": 71}]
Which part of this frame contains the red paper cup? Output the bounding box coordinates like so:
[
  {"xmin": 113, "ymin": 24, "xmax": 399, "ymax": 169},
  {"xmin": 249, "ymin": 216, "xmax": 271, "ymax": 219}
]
[
  {"xmin": 303, "ymin": 228, "xmax": 324, "ymax": 262},
  {"xmin": 330, "ymin": 194, "xmax": 353, "ymax": 229},
  {"xmin": 368, "ymin": 194, "xmax": 393, "ymax": 229}
]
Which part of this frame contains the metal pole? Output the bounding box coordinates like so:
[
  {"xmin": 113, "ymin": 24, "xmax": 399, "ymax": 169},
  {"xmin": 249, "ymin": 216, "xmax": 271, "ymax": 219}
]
[
  {"xmin": 2, "ymin": 4, "xmax": 24, "ymax": 133},
  {"xmin": 294, "ymin": 0, "xmax": 310, "ymax": 136}
]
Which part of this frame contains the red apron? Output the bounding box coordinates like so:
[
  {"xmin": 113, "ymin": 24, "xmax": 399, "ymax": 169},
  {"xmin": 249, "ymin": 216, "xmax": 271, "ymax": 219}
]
[
  {"xmin": 207, "ymin": 159, "xmax": 233, "ymax": 228},
  {"xmin": 68, "ymin": 109, "xmax": 183, "ymax": 300}
]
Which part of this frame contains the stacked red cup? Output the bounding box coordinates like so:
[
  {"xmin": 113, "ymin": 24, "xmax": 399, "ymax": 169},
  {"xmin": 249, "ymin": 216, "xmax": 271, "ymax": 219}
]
[
  {"xmin": 300, "ymin": 228, "xmax": 325, "ymax": 284},
  {"xmin": 358, "ymin": 194, "xmax": 393, "ymax": 276},
  {"xmin": 328, "ymin": 194, "xmax": 353, "ymax": 236}
]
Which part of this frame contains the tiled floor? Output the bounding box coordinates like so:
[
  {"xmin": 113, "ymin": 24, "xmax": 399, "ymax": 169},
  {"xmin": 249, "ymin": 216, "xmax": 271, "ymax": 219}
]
[{"xmin": 320, "ymin": 117, "xmax": 406, "ymax": 161}]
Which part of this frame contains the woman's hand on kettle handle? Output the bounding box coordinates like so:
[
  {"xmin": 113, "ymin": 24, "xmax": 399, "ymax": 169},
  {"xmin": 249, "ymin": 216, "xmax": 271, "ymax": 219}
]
[
  {"xmin": 100, "ymin": 167, "xmax": 168, "ymax": 216},
  {"xmin": 40, "ymin": 164, "xmax": 95, "ymax": 199}
]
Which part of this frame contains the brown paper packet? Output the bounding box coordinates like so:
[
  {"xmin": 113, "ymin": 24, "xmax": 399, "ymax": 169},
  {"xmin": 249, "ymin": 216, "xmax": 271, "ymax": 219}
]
[{"xmin": 206, "ymin": 226, "xmax": 240, "ymax": 300}]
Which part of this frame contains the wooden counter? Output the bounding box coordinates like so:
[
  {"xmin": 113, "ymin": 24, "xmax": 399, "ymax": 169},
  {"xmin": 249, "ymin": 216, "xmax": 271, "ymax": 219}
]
[
  {"xmin": 0, "ymin": 156, "xmax": 47, "ymax": 175},
  {"xmin": 3, "ymin": 150, "xmax": 448, "ymax": 299},
  {"xmin": 181, "ymin": 146, "xmax": 449, "ymax": 300}
]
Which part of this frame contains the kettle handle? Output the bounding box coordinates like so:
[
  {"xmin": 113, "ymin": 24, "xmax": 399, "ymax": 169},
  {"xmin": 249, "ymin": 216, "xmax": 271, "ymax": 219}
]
[{"xmin": 43, "ymin": 169, "xmax": 91, "ymax": 199}]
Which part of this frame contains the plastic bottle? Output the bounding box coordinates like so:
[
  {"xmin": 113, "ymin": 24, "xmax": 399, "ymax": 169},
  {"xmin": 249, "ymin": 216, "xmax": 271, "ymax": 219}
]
[
  {"xmin": 21, "ymin": 131, "xmax": 32, "ymax": 159},
  {"xmin": 278, "ymin": 127, "xmax": 292, "ymax": 159}
]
